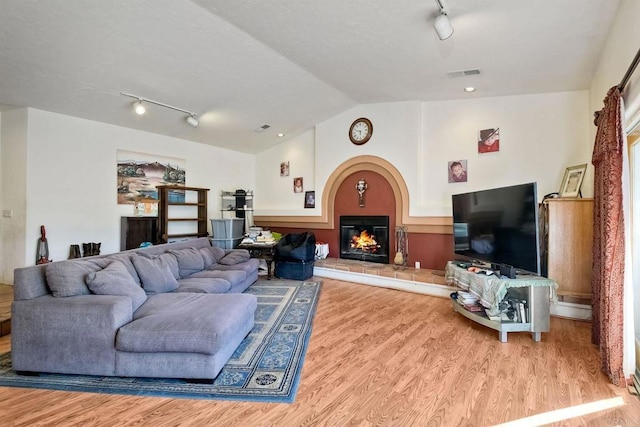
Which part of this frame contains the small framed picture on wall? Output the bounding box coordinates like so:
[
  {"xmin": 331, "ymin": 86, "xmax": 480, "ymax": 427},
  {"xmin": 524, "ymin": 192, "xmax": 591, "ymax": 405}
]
[
  {"xmin": 280, "ymin": 161, "xmax": 290, "ymax": 176},
  {"xmin": 293, "ymin": 177, "xmax": 303, "ymax": 193},
  {"xmin": 304, "ymin": 191, "xmax": 315, "ymax": 208},
  {"xmin": 448, "ymin": 160, "xmax": 468, "ymax": 183},
  {"xmin": 478, "ymin": 128, "xmax": 500, "ymax": 153}
]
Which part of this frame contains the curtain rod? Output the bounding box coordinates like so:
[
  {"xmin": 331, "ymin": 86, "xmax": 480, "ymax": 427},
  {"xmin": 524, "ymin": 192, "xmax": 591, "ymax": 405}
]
[
  {"xmin": 618, "ymin": 48, "xmax": 640, "ymax": 92},
  {"xmin": 593, "ymin": 48, "xmax": 640, "ymax": 126}
]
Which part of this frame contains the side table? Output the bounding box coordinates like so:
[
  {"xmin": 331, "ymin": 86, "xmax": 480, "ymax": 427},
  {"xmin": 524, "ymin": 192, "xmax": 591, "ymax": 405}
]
[{"xmin": 237, "ymin": 241, "xmax": 278, "ymax": 279}]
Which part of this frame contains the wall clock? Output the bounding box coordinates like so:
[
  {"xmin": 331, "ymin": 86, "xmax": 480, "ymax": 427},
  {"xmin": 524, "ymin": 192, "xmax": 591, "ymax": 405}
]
[{"xmin": 349, "ymin": 117, "xmax": 373, "ymax": 145}]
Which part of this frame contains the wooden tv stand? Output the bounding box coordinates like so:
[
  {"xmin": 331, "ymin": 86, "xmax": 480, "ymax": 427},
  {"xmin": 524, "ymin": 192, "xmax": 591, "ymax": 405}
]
[{"xmin": 446, "ymin": 262, "xmax": 557, "ymax": 342}]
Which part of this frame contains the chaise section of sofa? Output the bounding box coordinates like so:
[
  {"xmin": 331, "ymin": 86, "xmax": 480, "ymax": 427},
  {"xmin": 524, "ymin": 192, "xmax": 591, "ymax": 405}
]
[{"xmin": 11, "ymin": 237, "xmax": 259, "ymax": 380}]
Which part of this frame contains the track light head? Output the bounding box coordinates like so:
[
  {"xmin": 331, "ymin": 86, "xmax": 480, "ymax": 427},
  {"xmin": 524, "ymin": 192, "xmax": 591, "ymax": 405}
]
[
  {"xmin": 134, "ymin": 100, "xmax": 146, "ymax": 115},
  {"xmin": 186, "ymin": 114, "xmax": 199, "ymax": 128},
  {"xmin": 434, "ymin": 11, "xmax": 454, "ymax": 40}
]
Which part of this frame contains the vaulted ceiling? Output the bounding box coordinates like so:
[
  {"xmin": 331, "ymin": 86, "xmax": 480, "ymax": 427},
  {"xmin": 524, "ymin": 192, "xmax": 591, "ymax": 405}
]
[{"xmin": 0, "ymin": 0, "xmax": 620, "ymax": 153}]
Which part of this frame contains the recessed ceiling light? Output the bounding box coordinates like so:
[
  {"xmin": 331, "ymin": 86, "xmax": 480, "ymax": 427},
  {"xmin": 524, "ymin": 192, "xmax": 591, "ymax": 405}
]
[
  {"xmin": 277, "ymin": 133, "xmax": 284, "ymax": 137},
  {"xmin": 464, "ymin": 86, "xmax": 476, "ymax": 93}
]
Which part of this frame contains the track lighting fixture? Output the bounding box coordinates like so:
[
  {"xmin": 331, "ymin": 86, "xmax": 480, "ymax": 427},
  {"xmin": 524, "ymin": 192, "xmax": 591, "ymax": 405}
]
[
  {"xmin": 434, "ymin": 0, "xmax": 454, "ymax": 40},
  {"xmin": 121, "ymin": 92, "xmax": 199, "ymax": 128},
  {"xmin": 134, "ymin": 100, "xmax": 146, "ymax": 115},
  {"xmin": 186, "ymin": 114, "xmax": 199, "ymax": 128}
]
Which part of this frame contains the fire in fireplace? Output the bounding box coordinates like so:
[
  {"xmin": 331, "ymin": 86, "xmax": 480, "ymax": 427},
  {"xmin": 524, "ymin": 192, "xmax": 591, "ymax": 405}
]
[
  {"xmin": 350, "ymin": 230, "xmax": 380, "ymax": 253},
  {"xmin": 340, "ymin": 215, "xmax": 389, "ymax": 264}
]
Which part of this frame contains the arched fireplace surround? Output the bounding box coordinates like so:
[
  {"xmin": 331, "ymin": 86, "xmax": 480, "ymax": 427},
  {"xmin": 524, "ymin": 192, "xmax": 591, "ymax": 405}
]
[{"xmin": 254, "ymin": 155, "xmax": 453, "ymax": 270}]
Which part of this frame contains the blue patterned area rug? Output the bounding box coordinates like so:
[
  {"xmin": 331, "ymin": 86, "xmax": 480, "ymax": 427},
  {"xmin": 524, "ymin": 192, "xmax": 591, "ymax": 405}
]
[{"xmin": 0, "ymin": 279, "xmax": 321, "ymax": 403}]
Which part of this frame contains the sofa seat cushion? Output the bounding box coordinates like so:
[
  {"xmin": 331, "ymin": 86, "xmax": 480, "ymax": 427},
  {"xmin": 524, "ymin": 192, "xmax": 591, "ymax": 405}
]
[
  {"xmin": 188, "ymin": 269, "xmax": 247, "ymax": 287},
  {"xmin": 116, "ymin": 293, "xmax": 257, "ymax": 355},
  {"xmin": 209, "ymin": 258, "xmax": 260, "ymax": 275},
  {"xmin": 176, "ymin": 277, "xmax": 231, "ymax": 294}
]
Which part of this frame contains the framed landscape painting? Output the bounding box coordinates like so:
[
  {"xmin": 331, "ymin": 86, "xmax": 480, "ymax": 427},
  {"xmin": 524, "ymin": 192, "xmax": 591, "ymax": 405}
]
[{"xmin": 117, "ymin": 150, "xmax": 186, "ymax": 204}]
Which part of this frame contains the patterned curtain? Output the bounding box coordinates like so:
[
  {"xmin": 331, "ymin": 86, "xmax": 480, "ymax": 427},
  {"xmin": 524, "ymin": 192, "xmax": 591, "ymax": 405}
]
[{"xmin": 591, "ymin": 86, "xmax": 626, "ymax": 387}]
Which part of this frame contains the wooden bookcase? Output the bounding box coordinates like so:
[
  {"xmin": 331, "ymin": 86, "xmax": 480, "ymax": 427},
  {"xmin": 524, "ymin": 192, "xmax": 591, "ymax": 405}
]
[
  {"xmin": 540, "ymin": 198, "xmax": 593, "ymax": 303},
  {"xmin": 157, "ymin": 185, "xmax": 209, "ymax": 243}
]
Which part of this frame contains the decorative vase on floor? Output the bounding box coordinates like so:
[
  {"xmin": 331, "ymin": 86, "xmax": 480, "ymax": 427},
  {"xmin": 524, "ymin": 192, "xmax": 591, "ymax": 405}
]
[{"xmin": 393, "ymin": 251, "xmax": 404, "ymax": 265}]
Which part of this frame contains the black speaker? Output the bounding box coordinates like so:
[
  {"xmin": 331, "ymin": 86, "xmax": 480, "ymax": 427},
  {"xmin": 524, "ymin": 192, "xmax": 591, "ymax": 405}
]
[{"xmin": 500, "ymin": 264, "xmax": 516, "ymax": 279}]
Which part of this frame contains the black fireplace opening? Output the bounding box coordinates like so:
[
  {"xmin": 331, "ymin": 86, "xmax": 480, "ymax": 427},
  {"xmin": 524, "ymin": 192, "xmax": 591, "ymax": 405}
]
[{"xmin": 340, "ymin": 215, "xmax": 390, "ymax": 264}]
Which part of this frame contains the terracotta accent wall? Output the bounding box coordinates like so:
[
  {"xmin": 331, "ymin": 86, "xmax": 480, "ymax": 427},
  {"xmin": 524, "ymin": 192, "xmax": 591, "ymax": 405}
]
[{"xmin": 264, "ymin": 169, "xmax": 454, "ymax": 270}]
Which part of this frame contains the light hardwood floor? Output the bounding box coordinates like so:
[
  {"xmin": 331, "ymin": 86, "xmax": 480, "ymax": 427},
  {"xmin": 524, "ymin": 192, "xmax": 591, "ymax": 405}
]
[{"xmin": 1, "ymin": 278, "xmax": 640, "ymax": 426}]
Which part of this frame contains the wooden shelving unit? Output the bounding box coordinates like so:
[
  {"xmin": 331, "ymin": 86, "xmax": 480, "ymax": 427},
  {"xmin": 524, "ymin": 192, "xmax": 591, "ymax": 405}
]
[{"xmin": 157, "ymin": 185, "xmax": 209, "ymax": 243}]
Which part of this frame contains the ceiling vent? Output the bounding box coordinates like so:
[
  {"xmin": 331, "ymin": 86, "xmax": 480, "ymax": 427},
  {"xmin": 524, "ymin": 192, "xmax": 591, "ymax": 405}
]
[
  {"xmin": 446, "ymin": 69, "xmax": 481, "ymax": 78},
  {"xmin": 254, "ymin": 124, "xmax": 271, "ymax": 133}
]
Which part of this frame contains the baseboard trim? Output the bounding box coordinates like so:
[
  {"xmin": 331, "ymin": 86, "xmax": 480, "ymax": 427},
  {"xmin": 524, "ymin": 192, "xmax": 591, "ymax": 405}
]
[{"xmin": 550, "ymin": 301, "xmax": 592, "ymax": 320}]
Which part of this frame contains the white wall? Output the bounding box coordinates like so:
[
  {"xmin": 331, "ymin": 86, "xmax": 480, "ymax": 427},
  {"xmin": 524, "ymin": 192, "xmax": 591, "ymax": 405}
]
[
  {"xmin": 254, "ymin": 129, "xmax": 315, "ymax": 214},
  {"xmin": 0, "ymin": 109, "xmax": 28, "ymax": 283},
  {"xmin": 4, "ymin": 108, "xmax": 254, "ymax": 274},
  {"xmin": 256, "ymin": 94, "xmax": 592, "ymax": 218},
  {"xmin": 316, "ymin": 101, "xmax": 422, "ymax": 213},
  {"xmin": 589, "ymin": 0, "xmax": 640, "ymax": 380},
  {"xmin": 590, "ymin": 0, "xmax": 640, "ymax": 127},
  {"xmin": 420, "ymin": 91, "xmax": 592, "ymax": 215}
]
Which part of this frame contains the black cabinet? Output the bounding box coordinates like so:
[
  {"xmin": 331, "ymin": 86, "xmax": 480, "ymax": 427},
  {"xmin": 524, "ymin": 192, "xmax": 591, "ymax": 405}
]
[{"xmin": 120, "ymin": 217, "xmax": 159, "ymax": 250}]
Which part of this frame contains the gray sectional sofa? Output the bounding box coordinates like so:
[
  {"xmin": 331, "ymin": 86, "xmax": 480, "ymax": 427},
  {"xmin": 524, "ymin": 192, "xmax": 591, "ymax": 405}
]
[{"xmin": 11, "ymin": 237, "xmax": 260, "ymax": 381}]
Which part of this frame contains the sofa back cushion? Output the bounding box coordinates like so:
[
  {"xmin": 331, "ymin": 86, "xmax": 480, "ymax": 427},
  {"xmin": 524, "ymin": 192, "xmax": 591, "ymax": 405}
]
[
  {"xmin": 46, "ymin": 260, "xmax": 103, "ymax": 297},
  {"xmin": 199, "ymin": 246, "xmax": 226, "ymax": 268},
  {"xmin": 169, "ymin": 248, "xmax": 205, "ymax": 278},
  {"xmin": 85, "ymin": 260, "xmax": 147, "ymax": 312},
  {"xmin": 137, "ymin": 252, "xmax": 179, "ymax": 279},
  {"xmin": 104, "ymin": 253, "xmax": 141, "ymax": 285},
  {"xmin": 132, "ymin": 254, "xmax": 180, "ymax": 295},
  {"xmin": 218, "ymin": 249, "xmax": 251, "ymax": 265}
]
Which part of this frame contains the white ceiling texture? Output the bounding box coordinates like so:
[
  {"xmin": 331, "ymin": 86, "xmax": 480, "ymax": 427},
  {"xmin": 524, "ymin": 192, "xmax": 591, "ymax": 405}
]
[{"xmin": 0, "ymin": 0, "xmax": 620, "ymax": 154}]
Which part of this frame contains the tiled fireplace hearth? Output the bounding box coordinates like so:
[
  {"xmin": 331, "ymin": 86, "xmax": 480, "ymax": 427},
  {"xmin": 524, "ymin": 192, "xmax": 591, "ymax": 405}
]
[{"xmin": 313, "ymin": 257, "xmax": 453, "ymax": 298}]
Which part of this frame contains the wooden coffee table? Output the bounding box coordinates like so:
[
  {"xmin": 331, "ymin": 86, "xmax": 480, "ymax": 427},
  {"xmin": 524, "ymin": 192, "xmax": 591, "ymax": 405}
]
[{"xmin": 238, "ymin": 241, "xmax": 278, "ymax": 279}]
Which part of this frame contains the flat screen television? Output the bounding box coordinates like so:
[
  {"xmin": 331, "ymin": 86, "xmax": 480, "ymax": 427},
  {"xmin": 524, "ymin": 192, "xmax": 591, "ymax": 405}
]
[{"xmin": 451, "ymin": 182, "xmax": 541, "ymax": 275}]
